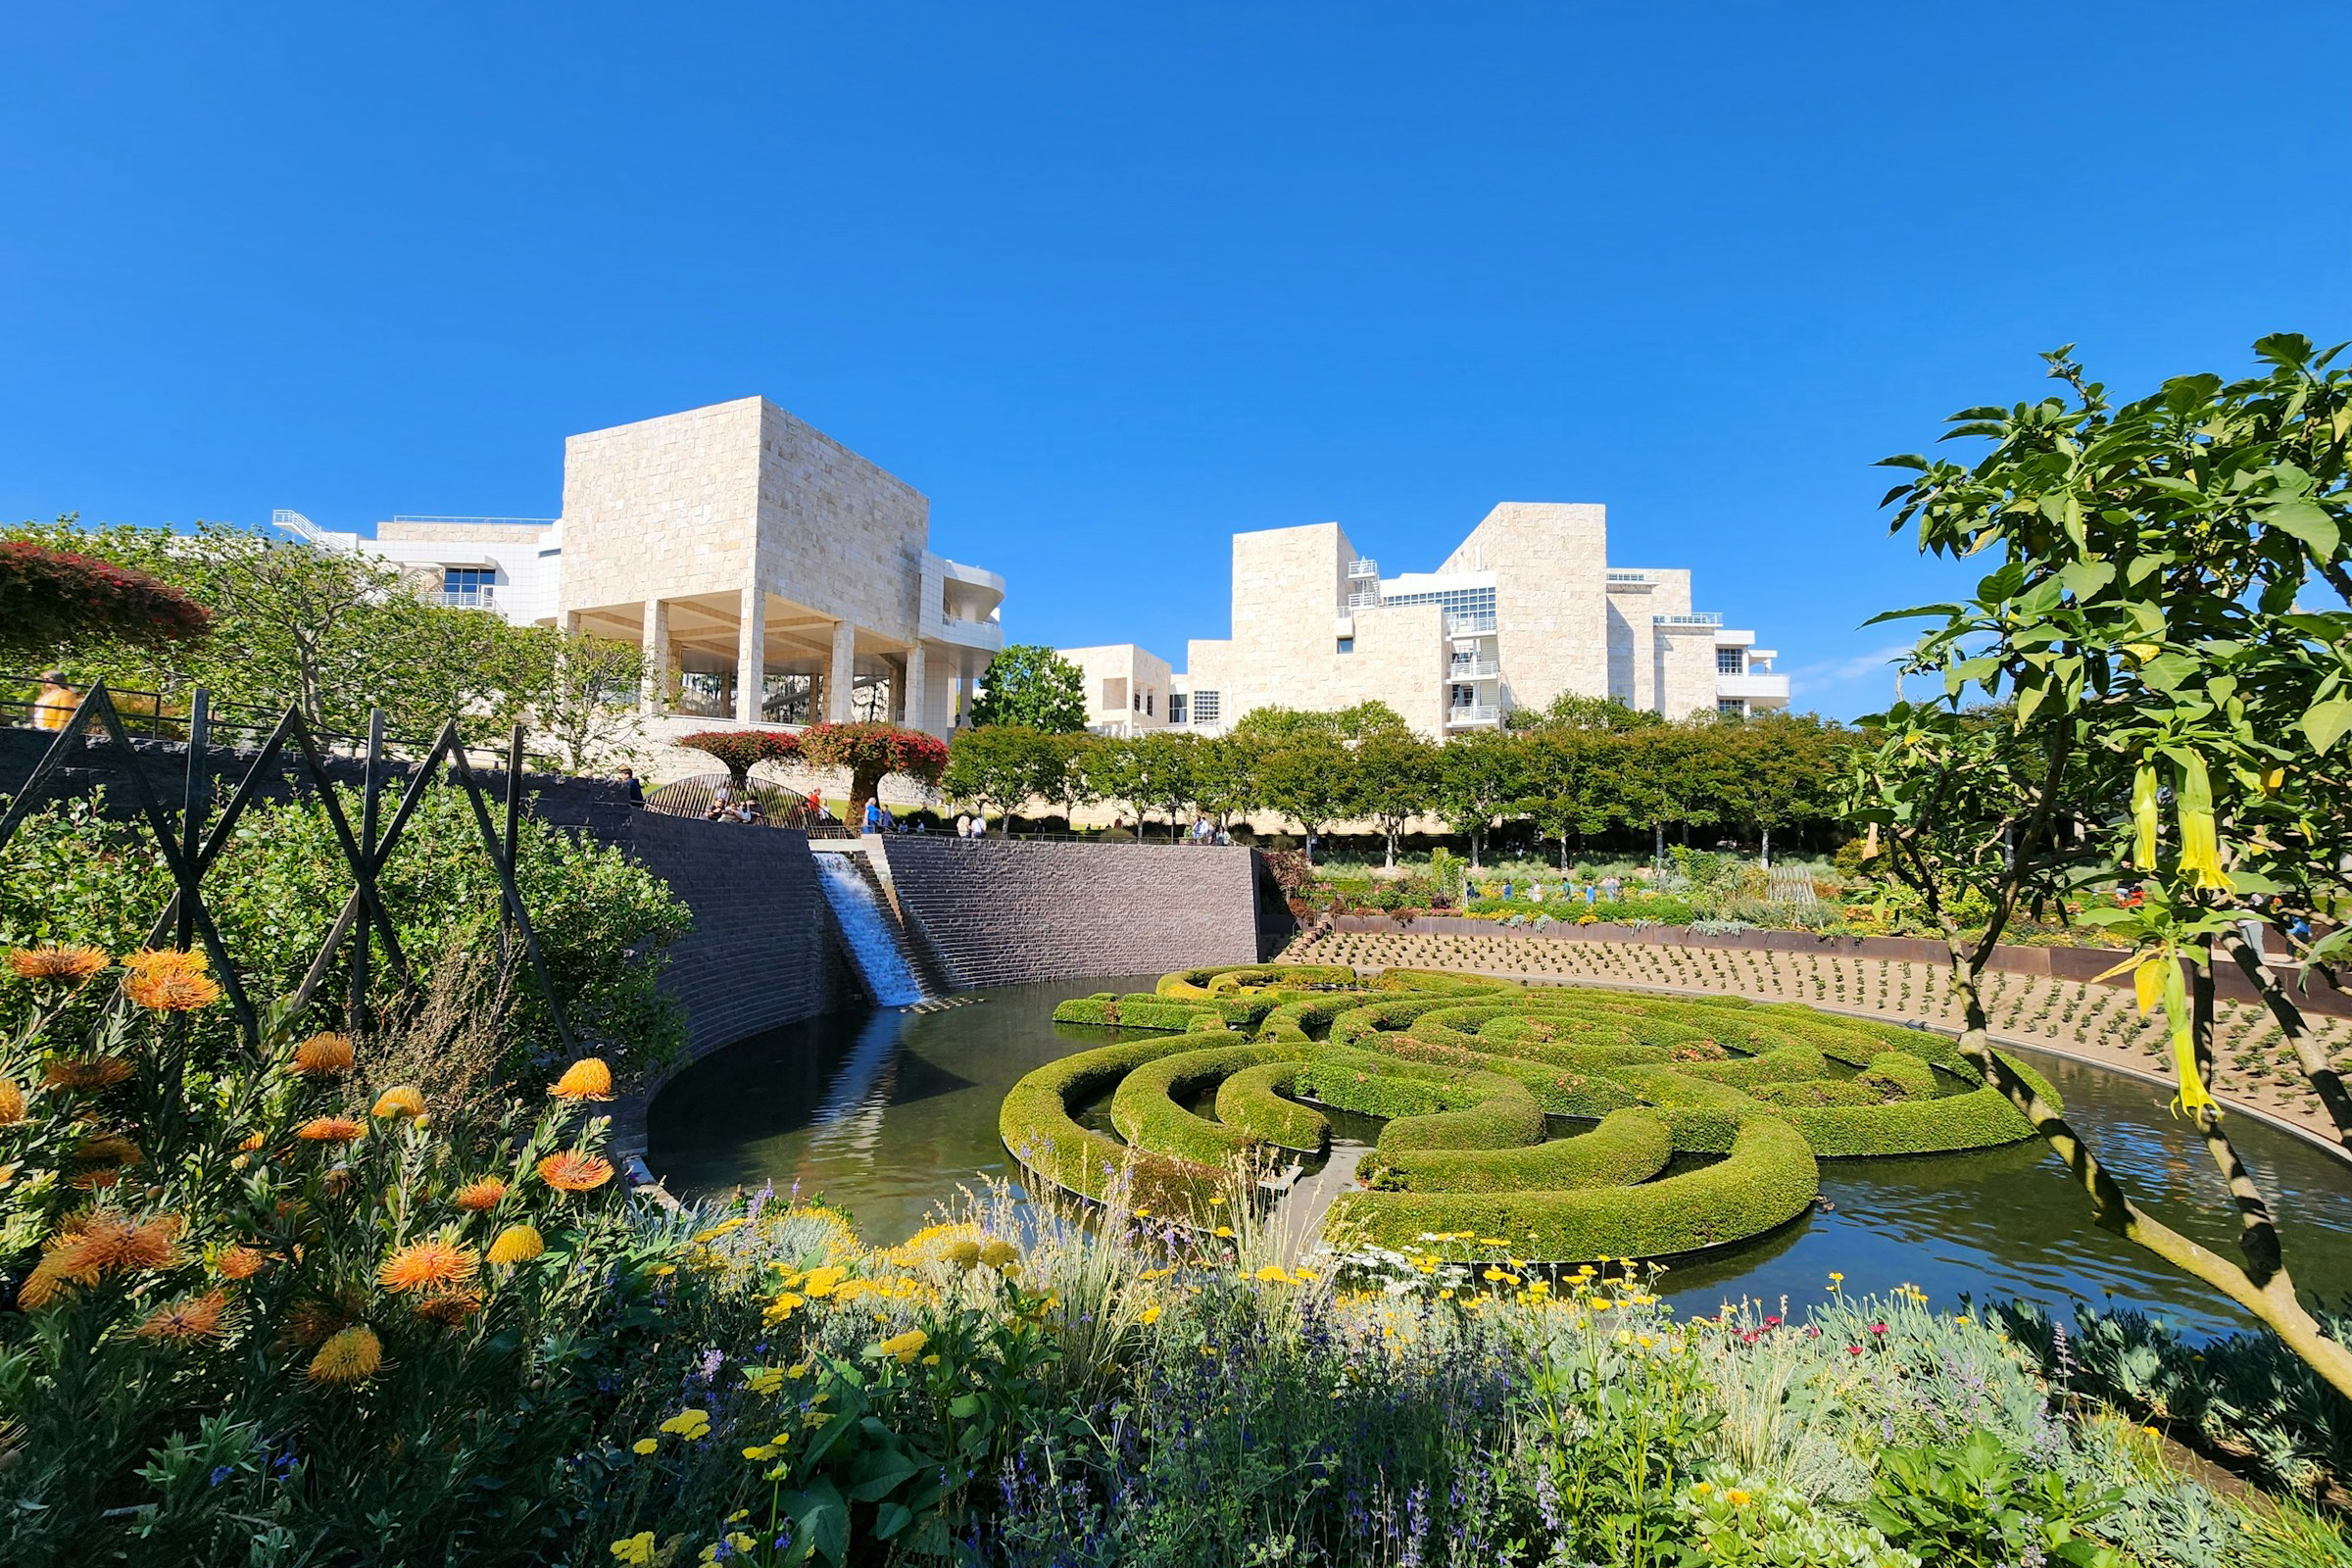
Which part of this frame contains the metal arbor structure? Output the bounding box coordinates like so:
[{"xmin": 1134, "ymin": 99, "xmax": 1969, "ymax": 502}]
[{"xmin": 0, "ymin": 683, "xmax": 576, "ymax": 1054}]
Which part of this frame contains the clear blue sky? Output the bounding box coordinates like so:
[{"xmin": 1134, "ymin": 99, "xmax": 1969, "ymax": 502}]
[{"xmin": 6, "ymin": 4, "xmax": 2347, "ymax": 721}]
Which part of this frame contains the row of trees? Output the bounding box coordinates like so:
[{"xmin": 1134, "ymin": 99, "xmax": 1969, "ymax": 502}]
[
  {"xmin": 4, "ymin": 517, "xmax": 649, "ymax": 768},
  {"xmin": 942, "ymin": 698, "xmax": 1853, "ymax": 864}
]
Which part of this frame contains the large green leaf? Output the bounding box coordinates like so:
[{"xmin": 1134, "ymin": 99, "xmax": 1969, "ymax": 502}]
[
  {"xmin": 2304, "ymin": 698, "xmax": 2352, "ymax": 755},
  {"xmin": 2262, "ymin": 497, "xmax": 2340, "ymax": 557}
]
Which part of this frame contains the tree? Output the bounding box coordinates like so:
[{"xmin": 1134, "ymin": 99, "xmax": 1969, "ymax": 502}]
[
  {"xmin": 800, "ymin": 722, "xmax": 951, "ymax": 820},
  {"xmin": 0, "ymin": 539, "xmax": 210, "ymax": 659},
  {"xmin": 944, "ymin": 724, "xmax": 1057, "ymax": 831},
  {"xmin": 1432, "ymin": 729, "xmax": 1522, "ymax": 869},
  {"xmin": 1512, "ymin": 729, "xmax": 1614, "ymax": 870},
  {"xmin": 1190, "ymin": 733, "xmax": 1262, "ymax": 835},
  {"xmin": 516, "ymin": 630, "xmax": 652, "ymax": 774},
  {"xmin": 1253, "ymin": 733, "xmax": 1355, "ymax": 861},
  {"xmin": 1231, "ymin": 701, "xmax": 1408, "ymax": 744},
  {"xmin": 676, "ymin": 729, "xmax": 802, "ymax": 790},
  {"xmin": 969, "ymin": 645, "xmax": 1088, "ymax": 732},
  {"xmin": 1505, "ymin": 691, "xmax": 1662, "ymax": 733},
  {"xmin": 1043, "ymin": 730, "xmax": 1102, "ymax": 827},
  {"xmin": 1719, "ymin": 712, "xmax": 1845, "ymax": 866},
  {"xmin": 1851, "ymin": 334, "xmax": 2352, "ymax": 1396},
  {"xmin": 1352, "ymin": 731, "xmax": 1438, "ymax": 868},
  {"xmin": 1134, "ymin": 731, "xmax": 1201, "ymax": 840}
]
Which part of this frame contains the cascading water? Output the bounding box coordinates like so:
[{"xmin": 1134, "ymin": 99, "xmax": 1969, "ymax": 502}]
[{"xmin": 813, "ymin": 854, "xmax": 929, "ymax": 1006}]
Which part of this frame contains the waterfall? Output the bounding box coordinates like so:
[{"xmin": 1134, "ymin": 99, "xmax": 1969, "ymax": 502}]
[{"xmin": 813, "ymin": 854, "xmax": 929, "ymax": 1006}]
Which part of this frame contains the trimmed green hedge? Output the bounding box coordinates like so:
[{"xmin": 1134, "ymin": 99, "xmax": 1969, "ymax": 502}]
[
  {"xmin": 1365, "ymin": 1107, "xmax": 1673, "ymax": 1195},
  {"xmin": 1326, "ymin": 1115, "xmax": 1819, "ymax": 1263},
  {"xmin": 999, "ymin": 1037, "xmax": 1236, "ymax": 1216},
  {"xmin": 1857, "ymin": 1051, "xmax": 1937, "ymax": 1101},
  {"xmin": 1109, "ymin": 1043, "xmax": 1283, "ymax": 1166},
  {"xmin": 1049, "ymin": 995, "xmax": 1223, "ymax": 1032},
  {"xmin": 1214, "ymin": 1059, "xmax": 1329, "ymax": 1154}
]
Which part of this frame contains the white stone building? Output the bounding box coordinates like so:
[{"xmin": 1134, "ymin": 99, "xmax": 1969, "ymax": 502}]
[
  {"xmin": 1088, "ymin": 504, "xmax": 1785, "ymax": 739},
  {"xmin": 286, "ymin": 397, "xmax": 1003, "ymax": 740},
  {"xmin": 1057, "ymin": 644, "xmax": 1176, "ymax": 737}
]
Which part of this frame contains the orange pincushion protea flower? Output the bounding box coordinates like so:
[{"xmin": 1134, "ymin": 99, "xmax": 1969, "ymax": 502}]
[
  {"xmin": 307, "ymin": 1324, "xmax": 383, "ymax": 1385},
  {"xmin": 536, "ymin": 1151, "xmax": 614, "ymax": 1194},
  {"xmin": 7, "ymin": 945, "xmax": 110, "ymax": 984},
  {"xmin": 486, "ymin": 1223, "xmax": 546, "ymax": 1264},
  {"xmin": 452, "ymin": 1177, "xmax": 509, "ymax": 1212},
  {"xmin": 50, "ymin": 1210, "xmax": 181, "ymax": 1283},
  {"xmin": 125, "ymin": 970, "xmax": 222, "ymax": 1012},
  {"xmin": 377, "ymin": 1238, "xmax": 478, "ymax": 1295},
  {"xmin": 123, "ymin": 948, "xmax": 207, "ymax": 981},
  {"xmin": 43, "ymin": 1055, "xmax": 132, "ymax": 1092},
  {"xmin": 216, "ymin": 1245, "xmax": 270, "ymax": 1281},
  {"xmin": 72, "ymin": 1133, "xmax": 140, "ymax": 1169},
  {"xmin": 549, "ymin": 1057, "xmax": 614, "ymax": 1102},
  {"xmin": 0, "ymin": 1080, "xmax": 24, "ymax": 1124},
  {"xmin": 291, "ymin": 1033, "xmax": 355, "ymax": 1077},
  {"xmin": 413, "ymin": 1288, "xmax": 484, "ymax": 1326},
  {"xmin": 370, "ymin": 1085, "xmax": 426, "ymax": 1119},
  {"xmin": 295, "ymin": 1116, "xmax": 364, "ymax": 1144},
  {"xmin": 16, "ymin": 1256, "xmax": 74, "ymax": 1309},
  {"xmin": 136, "ymin": 1290, "xmax": 229, "ymax": 1342}
]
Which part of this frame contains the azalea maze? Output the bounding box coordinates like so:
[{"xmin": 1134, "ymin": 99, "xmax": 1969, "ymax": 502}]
[{"xmin": 1003, "ymin": 965, "xmax": 2054, "ymax": 1264}]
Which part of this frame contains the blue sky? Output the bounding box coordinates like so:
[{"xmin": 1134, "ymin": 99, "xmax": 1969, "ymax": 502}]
[{"xmin": 5, "ymin": 4, "xmax": 2347, "ymax": 721}]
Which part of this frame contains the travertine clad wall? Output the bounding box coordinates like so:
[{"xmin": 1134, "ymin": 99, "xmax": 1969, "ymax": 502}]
[
  {"xmin": 616, "ymin": 813, "xmax": 854, "ymax": 1056},
  {"xmin": 876, "ymin": 838, "xmax": 1263, "ymax": 988},
  {"xmin": 757, "ymin": 402, "xmax": 928, "ymax": 642},
  {"xmin": 561, "ymin": 399, "xmax": 766, "ymax": 610},
  {"xmin": 1439, "ymin": 503, "xmax": 1610, "ymax": 714}
]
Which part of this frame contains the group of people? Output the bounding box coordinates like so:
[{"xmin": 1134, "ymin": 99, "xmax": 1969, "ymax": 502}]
[{"xmin": 1490, "ymin": 873, "xmax": 1623, "ymax": 906}]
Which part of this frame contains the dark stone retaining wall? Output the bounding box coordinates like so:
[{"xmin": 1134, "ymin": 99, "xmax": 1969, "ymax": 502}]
[
  {"xmin": 877, "ymin": 838, "xmax": 1263, "ymax": 988},
  {"xmin": 1327, "ymin": 913, "xmax": 2351, "ymax": 1017}
]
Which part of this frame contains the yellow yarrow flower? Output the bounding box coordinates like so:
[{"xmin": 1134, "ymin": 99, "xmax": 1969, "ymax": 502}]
[
  {"xmin": 632, "ymin": 1439, "xmax": 657, "ymax": 1455},
  {"xmin": 611, "ymin": 1532, "xmax": 657, "ymax": 1565},
  {"xmin": 659, "ymin": 1408, "xmax": 711, "ymax": 1440}
]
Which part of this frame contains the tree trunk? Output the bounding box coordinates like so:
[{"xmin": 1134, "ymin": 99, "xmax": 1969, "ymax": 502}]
[
  {"xmin": 1653, "ymin": 822, "xmax": 1664, "ymax": 873},
  {"xmin": 1760, "ymin": 826, "xmax": 1771, "ymax": 868},
  {"xmin": 1384, "ymin": 823, "xmax": 1398, "ymax": 869},
  {"xmin": 1944, "ymin": 949, "xmax": 2352, "ymax": 1399},
  {"xmin": 2219, "ymin": 929, "xmax": 2352, "ymax": 1149}
]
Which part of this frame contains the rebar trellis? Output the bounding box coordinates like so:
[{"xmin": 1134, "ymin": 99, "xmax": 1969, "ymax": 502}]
[{"xmin": 0, "ymin": 684, "xmax": 576, "ymax": 1054}]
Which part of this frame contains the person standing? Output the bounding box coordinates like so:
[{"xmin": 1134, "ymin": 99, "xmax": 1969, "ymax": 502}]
[
  {"xmin": 617, "ymin": 766, "xmax": 646, "ymax": 808},
  {"xmin": 30, "ymin": 670, "xmax": 78, "ymax": 732}
]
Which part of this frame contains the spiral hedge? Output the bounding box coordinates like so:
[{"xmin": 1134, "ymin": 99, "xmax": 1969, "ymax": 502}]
[{"xmin": 1004, "ymin": 965, "xmax": 2056, "ymax": 1263}]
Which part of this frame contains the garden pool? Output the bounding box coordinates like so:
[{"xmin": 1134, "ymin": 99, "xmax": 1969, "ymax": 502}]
[{"xmin": 644, "ymin": 974, "xmax": 2352, "ymax": 1339}]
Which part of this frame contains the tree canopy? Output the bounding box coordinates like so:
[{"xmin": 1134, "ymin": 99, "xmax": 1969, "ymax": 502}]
[{"xmin": 968, "ymin": 645, "xmax": 1087, "ymax": 732}]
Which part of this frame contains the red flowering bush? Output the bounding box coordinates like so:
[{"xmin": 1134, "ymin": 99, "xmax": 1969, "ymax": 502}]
[
  {"xmin": 800, "ymin": 722, "xmax": 950, "ymax": 818},
  {"xmin": 675, "ymin": 729, "xmax": 802, "ymax": 788},
  {"xmin": 0, "ymin": 541, "xmax": 211, "ymax": 658}
]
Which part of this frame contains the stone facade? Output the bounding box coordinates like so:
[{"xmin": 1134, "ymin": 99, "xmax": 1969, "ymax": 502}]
[
  {"xmin": 874, "ymin": 837, "xmax": 1264, "ymax": 988},
  {"xmin": 1135, "ymin": 504, "xmax": 1788, "ymax": 738},
  {"xmin": 1061, "ymin": 644, "xmax": 1176, "ymax": 735}
]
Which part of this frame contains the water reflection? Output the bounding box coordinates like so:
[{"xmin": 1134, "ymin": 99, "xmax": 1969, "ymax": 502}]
[{"xmin": 646, "ymin": 980, "xmax": 2352, "ymax": 1340}]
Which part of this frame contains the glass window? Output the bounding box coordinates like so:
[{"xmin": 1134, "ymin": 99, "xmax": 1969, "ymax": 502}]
[
  {"xmin": 1718, "ymin": 698, "xmax": 1746, "ymax": 715},
  {"xmin": 1193, "ymin": 690, "xmax": 1221, "ymax": 724},
  {"xmin": 1145, "ymin": 691, "xmax": 1154, "ymax": 714},
  {"xmin": 1169, "ymin": 693, "xmax": 1188, "ymax": 724},
  {"xmin": 1337, "ymin": 637, "xmax": 1354, "ymax": 655},
  {"xmin": 1716, "ymin": 648, "xmax": 1744, "ymax": 674}
]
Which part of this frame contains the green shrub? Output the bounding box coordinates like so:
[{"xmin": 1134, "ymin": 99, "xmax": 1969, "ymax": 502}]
[
  {"xmin": 998, "ymin": 1038, "xmax": 1237, "ymax": 1215},
  {"xmin": 1327, "ymin": 1115, "xmax": 1818, "ymax": 1262},
  {"xmin": 1109, "ymin": 1043, "xmax": 1284, "ymax": 1165},
  {"xmin": 1047, "ymin": 995, "xmax": 1221, "ymax": 1032},
  {"xmin": 1365, "ymin": 1107, "xmax": 1673, "ymax": 1194},
  {"xmin": 1858, "ymin": 1050, "xmax": 1939, "ymax": 1100},
  {"xmin": 1213, "ymin": 1058, "xmax": 1329, "ymax": 1153}
]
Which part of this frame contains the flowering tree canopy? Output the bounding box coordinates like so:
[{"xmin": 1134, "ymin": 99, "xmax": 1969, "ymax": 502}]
[
  {"xmin": 0, "ymin": 540, "xmax": 211, "ymax": 659},
  {"xmin": 675, "ymin": 729, "xmax": 802, "ymax": 788},
  {"xmin": 800, "ymin": 722, "xmax": 950, "ymax": 817}
]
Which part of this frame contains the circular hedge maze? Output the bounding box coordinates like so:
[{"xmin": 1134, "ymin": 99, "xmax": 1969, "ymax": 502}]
[{"xmin": 1001, "ymin": 965, "xmax": 2056, "ymax": 1264}]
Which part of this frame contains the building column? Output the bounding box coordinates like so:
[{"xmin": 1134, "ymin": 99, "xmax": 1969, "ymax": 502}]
[
  {"xmin": 640, "ymin": 598, "xmax": 671, "ymax": 714},
  {"xmin": 561, "ymin": 610, "xmax": 582, "ymax": 637},
  {"xmin": 827, "ymin": 620, "xmax": 858, "ymax": 722},
  {"xmin": 734, "ymin": 587, "xmax": 765, "ymax": 724},
  {"xmin": 904, "ymin": 643, "xmax": 927, "ymax": 733}
]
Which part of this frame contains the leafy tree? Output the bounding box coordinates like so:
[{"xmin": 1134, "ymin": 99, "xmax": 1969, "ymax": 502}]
[
  {"xmin": 516, "ymin": 630, "xmax": 652, "ymax": 774},
  {"xmin": 1852, "ymin": 334, "xmax": 2352, "ymax": 1396},
  {"xmin": 1431, "ymin": 729, "xmax": 1521, "ymax": 870},
  {"xmin": 1353, "ymin": 731, "xmax": 1439, "ymax": 868},
  {"xmin": 1505, "ymin": 691, "xmax": 1662, "ymax": 733},
  {"xmin": 1252, "ymin": 733, "xmax": 1355, "ymax": 861},
  {"xmin": 1719, "ymin": 711, "xmax": 1846, "ymax": 865},
  {"xmin": 1134, "ymin": 731, "xmax": 1201, "ymax": 840},
  {"xmin": 969, "ymin": 645, "xmax": 1087, "ymax": 732},
  {"xmin": 1043, "ymin": 730, "xmax": 1102, "ymax": 826},
  {"xmin": 800, "ymin": 722, "xmax": 950, "ymax": 820},
  {"xmin": 1190, "ymin": 733, "xmax": 1263, "ymax": 835},
  {"xmin": 676, "ymin": 729, "xmax": 802, "ymax": 790},
  {"xmin": 1232, "ymin": 701, "xmax": 1408, "ymax": 745},
  {"xmin": 1512, "ymin": 729, "xmax": 1615, "ymax": 870},
  {"xmin": 0, "ymin": 539, "xmax": 210, "ymax": 658},
  {"xmin": 944, "ymin": 724, "xmax": 1058, "ymax": 832},
  {"xmin": 1079, "ymin": 737, "xmax": 1153, "ymax": 837}
]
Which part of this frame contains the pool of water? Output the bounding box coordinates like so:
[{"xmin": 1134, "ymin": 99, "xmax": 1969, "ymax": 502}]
[{"xmin": 644, "ymin": 975, "xmax": 2352, "ymax": 1339}]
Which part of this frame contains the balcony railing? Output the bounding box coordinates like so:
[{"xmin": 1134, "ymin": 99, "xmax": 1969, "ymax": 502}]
[
  {"xmin": 1605, "ymin": 569, "xmax": 1655, "ymax": 583},
  {"xmin": 440, "ymin": 585, "xmax": 498, "ymax": 609},
  {"xmin": 1653, "ymin": 612, "xmax": 1722, "ymax": 627},
  {"xmin": 1445, "ymin": 612, "xmax": 1497, "ymax": 635},
  {"xmin": 1446, "ymin": 704, "xmax": 1500, "ymax": 726},
  {"xmin": 1346, "ymin": 589, "xmax": 1382, "ymax": 611},
  {"xmin": 1448, "ymin": 658, "xmax": 1500, "ymax": 679},
  {"xmin": 1348, "ymin": 557, "xmax": 1379, "ymax": 578}
]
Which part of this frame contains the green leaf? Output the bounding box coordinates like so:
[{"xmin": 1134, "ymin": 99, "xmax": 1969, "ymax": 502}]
[
  {"xmin": 1860, "ymin": 604, "xmax": 1960, "ymax": 626},
  {"xmin": 2304, "ymin": 698, "xmax": 2352, "ymax": 754},
  {"xmin": 948, "ymin": 1394, "xmax": 982, "ymax": 1420},
  {"xmin": 2056, "ymin": 561, "xmax": 2115, "ymax": 600},
  {"xmin": 2262, "ymin": 497, "xmax": 2340, "ymax": 557}
]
